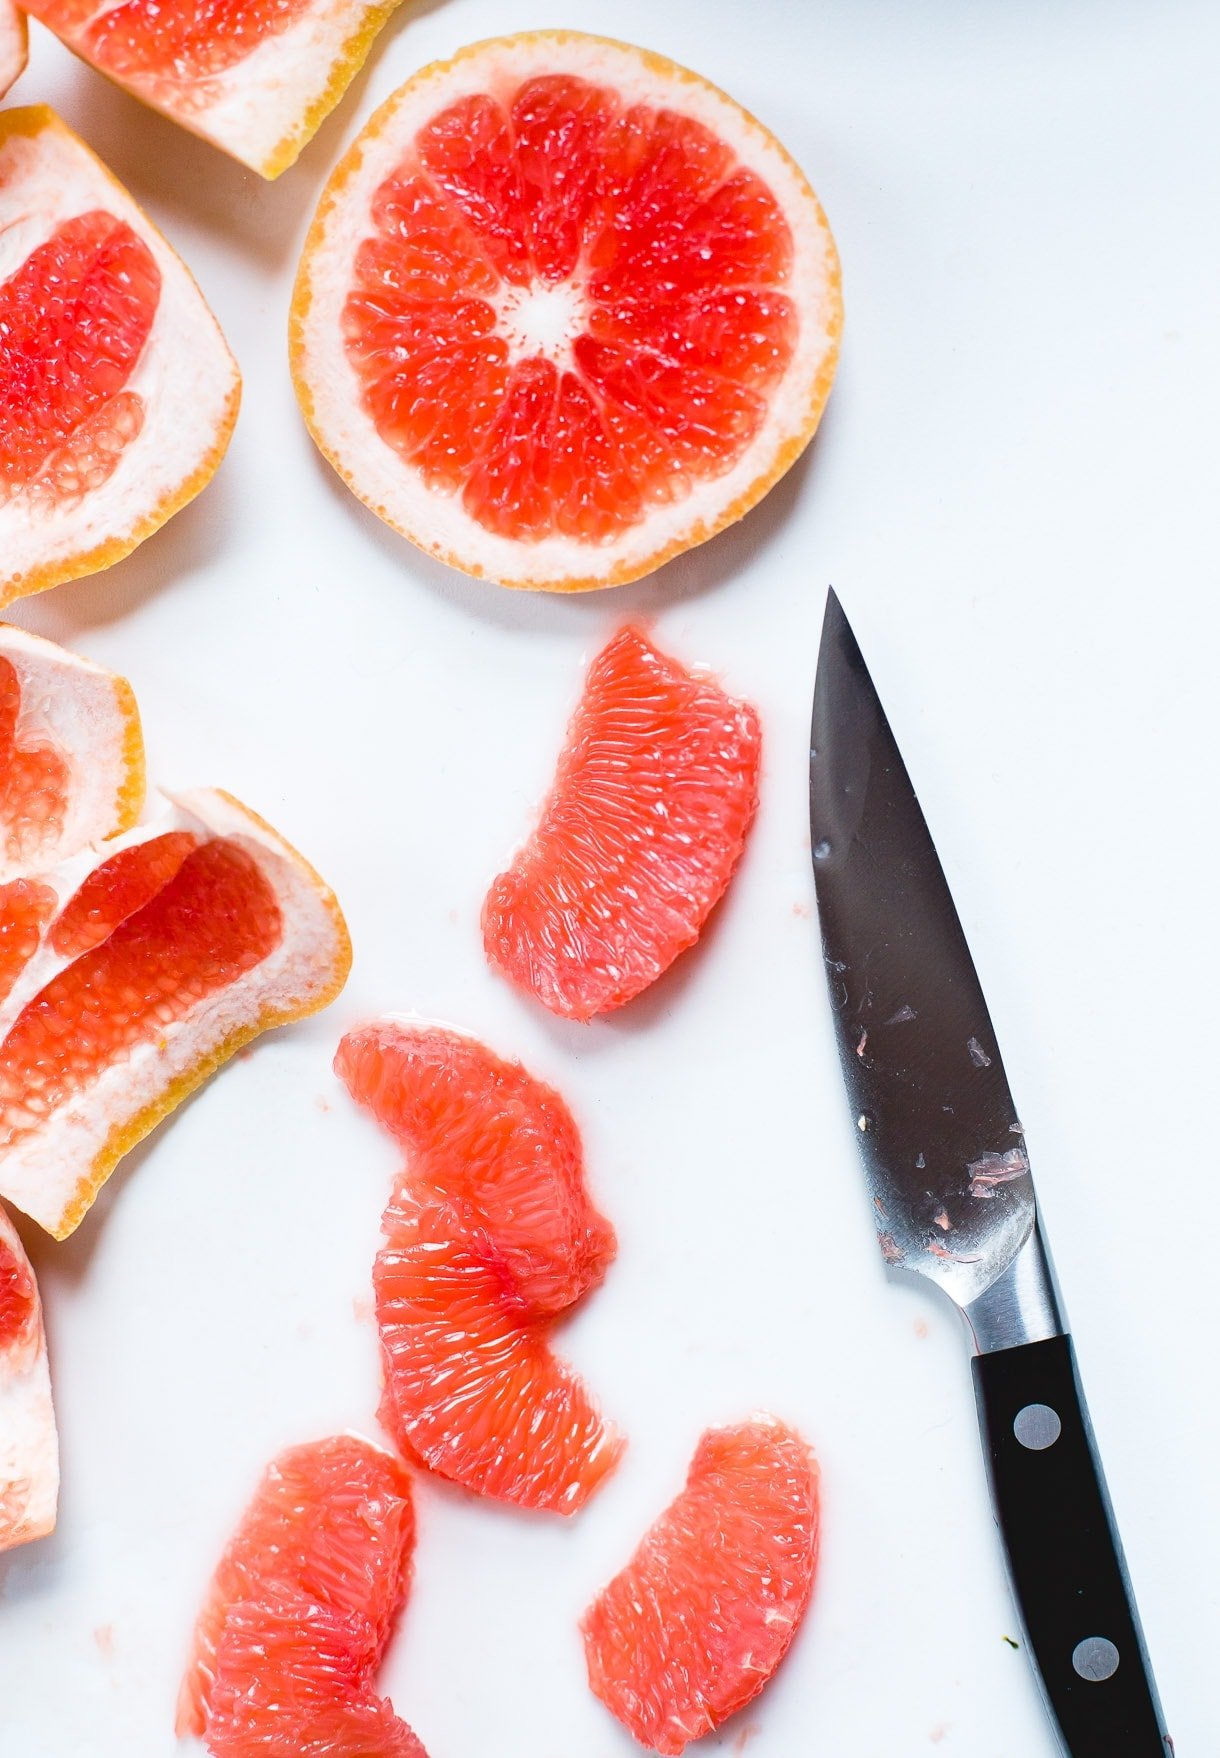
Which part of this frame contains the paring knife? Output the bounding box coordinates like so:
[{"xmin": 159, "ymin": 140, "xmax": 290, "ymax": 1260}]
[{"xmin": 809, "ymin": 591, "xmax": 1171, "ymax": 1756}]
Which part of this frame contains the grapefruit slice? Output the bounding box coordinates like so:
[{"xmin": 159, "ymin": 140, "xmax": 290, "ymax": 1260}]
[
  {"xmin": 582, "ymin": 1417, "xmax": 820, "ymax": 1755},
  {"xmin": 483, "ymin": 625, "xmax": 761, "ymax": 1020},
  {"xmin": 0, "ymin": 0, "xmax": 27, "ymax": 100},
  {"xmin": 23, "ymin": 0, "xmax": 404, "ymax": 179},
  {"xmin": 178, "ymin": 1434, "xmax": 415, "ymax": 1741},
  {"xmin": 0, "ymin": 1201, "xmax": 58, "ymax": 1552},
  {"xmin": 0, "ymin": 624, "xmax": 144, "ymax": 880},
  {"xmin": 291, "ymin": 31, "xmax": 842, "ymax": 590},
  {"xmin": 336, "ymin": 1022, "xmax": 623, "ymax": 1513},
  {"xmin": 0, "ymin": 788, "xmax": 351, "ymax": 1240},
  {"xmin": 0, "ymin": 108, "xmax": 239, "ymax": 607}
]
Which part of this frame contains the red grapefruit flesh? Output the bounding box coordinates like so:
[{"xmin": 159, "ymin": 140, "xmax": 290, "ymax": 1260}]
[
  {"xmin": 336, "ymin": 1022, "xmax": 622, "ymax": 1512},
  {"xmin": 0, "ymin": 881, "xmax": 56, "ymax": 1005},
  {"xmin": 291, "ymin": 31, "xmax": 842, "ymax": 590},
  {"xmin": 483, "ymin": 625, "xmax": 761, "ymax": 1020},
  {"xmin": 0, "ymin": 1201, "xmax": 57, "ymax": 1550},
  {"xmin": 49, "ymin": 828, "xmax": 200, "ymax": 957},
  {"xmin": 0, "ymin": 624, "xmax": 144, "ymax": 880},
  {"xmin": 582, "ymin": 1417, "xmax": 820, "ymax": 1755},
  {"xmin": 207, "ymin": 1594, "xmax": 427, "ymax": 1758},
  {"xmin": 178, "ymin": 1435, "xmax": 416, "ymax": 1742}
]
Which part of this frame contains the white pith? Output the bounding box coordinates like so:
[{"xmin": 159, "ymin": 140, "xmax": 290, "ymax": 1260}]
[
  {"xmin": 29, "ymin": 0, "xmax": 397, "ymax": 176},
  {"xmin": 496, "ymin": 278, "xmax": 586, "ymax": 368},
  {"xmin": 0, "ymin": 1201, "xmax": 57, "ymax": 1551},
  {"xmin": 0, "ymin": 787, "xmax": 349, "ymax": 1237},
  {"xmin": 0, "ymin": 623, "xmax": 141, "ymax": 881},
  {"xmin": 0, "ymin": 0, "xmax": 26, "ymax": 101},
  {"xmin": 295, "ymin": 32, "xmax": 842, "ymax": 588},
  {"xmin": 0, "ymin": 110, "xmax": 239, "ymax": 603}
]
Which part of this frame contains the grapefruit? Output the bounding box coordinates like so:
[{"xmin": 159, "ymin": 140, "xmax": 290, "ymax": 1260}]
[
  {"xmin": 178, "ymin": 1434, "xmax": 416, "ymax": 1741},
  {"xmin": 291, "ymin": 31, "xmax": 842, "ymax": 590},
  {"xmin": 0, "ymin": 623, "xmax": 144, "ymax": 880},
  {"xmin": 483, "ymin": 625, "xmax": 761, "ymax": 1020},
  {"xmin": 582, "ymin": 1417, "xmax": 821, "ymax": 1755},
  {"xmin": 23, "ymin": 0, "xmax": 404, "ymax": 179},
  {"xmin": 0, "ymin": 108, "xmax": 239, "ymax": 606},
  {"xmin": 0, "ymin": 1200, "xmax": 57, "ymax": 1552},
  {"xmin": 336, "ymin": 1022, "xmax": 623, "ymax": 1512},
  {"xmin": 0, "ymin": 788, "xmax": 351, "ymax": 1240},
  {"xmin": 0, "ymin": 0, "xmax": 26, "ymax": 99}
]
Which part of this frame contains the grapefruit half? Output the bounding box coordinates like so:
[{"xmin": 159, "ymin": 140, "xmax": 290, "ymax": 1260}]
[
  {"xmin": 582, "ymin": 1417, "xmax": 821, "ymax": 1754},
  {"xmin": 0, "ymin": 788, "xmax": 351, "ymax": 1239},
  {"xmin": 291, "ymin": 31, "xmax": 842, "ymax": 590},
  {"xmin": 0, "ymin": 623, "xmax": 144, "ymax": 881},
  {"xmin": 178, "ymin": 1434, "xmax": 416, "ymax": 1741},
  {"xmin": 0, "ymin": 108, "xmax": 239, "ymax": 606},
  {"xmin": 336, "ymin": 1022, "xmax": 623, "ymax": 1513},
  {"xmin": 23, "ymin": 0, "xmax": 405, "ymax": 178},
  {"xmin": 0, "ymin": 1200, "xmax": 57, "ymax": 1552},
  {"xmin": 483, "ymin": 625, "xmax": 761, "ymax": 1019}
]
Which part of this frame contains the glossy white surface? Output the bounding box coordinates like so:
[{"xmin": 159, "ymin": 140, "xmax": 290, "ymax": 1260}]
[{"xmin": 1, "ymin": 3, "xmax": 1216, "ymax": 1754}]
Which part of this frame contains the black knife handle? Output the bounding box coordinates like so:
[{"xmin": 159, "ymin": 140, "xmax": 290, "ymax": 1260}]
[{"xmin": 972, "ymin": 1335, "xmax": 1171, "ymax": 1756}]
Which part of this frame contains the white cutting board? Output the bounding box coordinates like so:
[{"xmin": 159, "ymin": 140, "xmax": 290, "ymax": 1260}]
[{"xmin": 0, "ymin": 2, "xmax": 1216, "ymax": 1754}]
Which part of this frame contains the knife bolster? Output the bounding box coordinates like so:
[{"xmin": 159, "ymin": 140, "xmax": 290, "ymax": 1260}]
[{"xmin": 964, "ymin": 1219, "xmax": 1066, "ymax": 1354}]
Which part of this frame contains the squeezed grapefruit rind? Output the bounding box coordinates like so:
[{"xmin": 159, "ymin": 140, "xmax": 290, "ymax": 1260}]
[
  {"xmin": 0, "ymin": 107, "xmax": 240, "ymax": 605},
  {"xmin": 0, "ymin": 625, "xmax": 146, "ymax": 880},
  {"xmin": 0, "ymin": 1201, "xmax": 58, "ymax": 1551},
  {"xmin": 0, "ymin": 789, "xmax": 351, "ymax": 1240},
  {"xmin": 290, "ymin": 30, "xmax": 843, "ymax": 591}
]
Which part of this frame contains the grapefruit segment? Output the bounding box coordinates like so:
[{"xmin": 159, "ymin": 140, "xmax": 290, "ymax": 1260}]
[
  {"xmin": 178, "ymin": 1434, "xmax": 415, "ymax": 1740},
  {"xmin": 582, "ymin": 1417, "xmax": 821, "ymax": 1755},
  {"xmin": 0, "ymin": 881, "xmax": 57, "ymax": 1005},
  {"xmin": 0, "ymin": 0, "xmax": 27, "ymax": 100},
  {"xmin": 0, "ymin": 108, "xmax": 239, "ymax": 606},
  {"xmin": 0, "ymin": 624, "xmax": 144, "ymax": 881},
  {"xmin": 0, "ymin": 1201, "xmax": 58, "ymax": 1552},
  {"xmin": 291, "ymin": 31, "xmax": 842, "ymax": 590},
  {"xmin": 336, "ymin": 1022, "xmax": 622, "ymax": 1512},
  {"xmin": 24, "ymin": 0, "xmax": 405, "ymax": 178},
  {"xmin": 0, "ymin": 788, "xmax": 351, "ymax": 1240},
  {"xmin": 483, "ymin": 625, "xmax": 762, "ymax": 1020}
]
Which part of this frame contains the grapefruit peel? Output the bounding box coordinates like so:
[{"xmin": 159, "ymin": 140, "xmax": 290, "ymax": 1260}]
[
  {"xmin": 0, "ymin": 107, "xmax": 240, "ymax": 607},
  {"xmin": 291, "ymin": 30, "xmax": 843, "ymax": 590},
  {"xmin": 0, "ymin": 1201, "xmax": 58, "ymax": 1553},
  {"xmin": 336, "ymin": 1021, "xmax": 623, "ymax": 1513},
  {"xmin": 0, "ymin": 0, "xmax": 27, "ymax": 100},
  {"xmin": 483, "ymin": 624, "xmax": 762, "ymax": 1019},
  {"xmin": 582, "ymin": 1416, "xmax": 821, "ymax": 1754}
]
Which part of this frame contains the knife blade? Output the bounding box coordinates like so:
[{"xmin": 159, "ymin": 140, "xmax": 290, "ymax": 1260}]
[{"xmin": 809, "ymin": 590, "xmax": 1170, "ymax": 1756}]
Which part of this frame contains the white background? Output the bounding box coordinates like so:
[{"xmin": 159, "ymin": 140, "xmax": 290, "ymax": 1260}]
[{"xmin": 0, "ymin": 1, "xmax": 1216, "ymax": 1754}]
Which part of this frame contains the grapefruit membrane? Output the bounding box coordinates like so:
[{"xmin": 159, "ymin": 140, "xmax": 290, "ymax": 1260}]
[
  {"xmin": 582, "ymin": 1417, "xmax": 821, "ymax": 1754},
  {"xmin": 0, "ymin": 1201, "xmax": 57, "ymax": 1552},
  {"xmin": 178, "ymin": 1434, "xmax": 416, "ymax": 1741},
  {"xmin": 0, "ymin": 623, "xmax": 144, "ymax": 881},
  {"xmin": 23, "ymin": 0, "xmax": 405, "ymax": 178},
  {"xmin": 0, "ymin": 108, "xmax": 239, "ymax": 606},
  {"xmin": 336, "ymin": 1022, "xmax": 623, "ymax": 1512},
  {"xmin": 0, "ymin": 788, "xmax": 351, "ymax": 1240},
  {"xmin": 291, "ymin": 31, "xmax": 842, "ymax": 589},
  {"xmin": 484, "ymin": 625, "xmax": 762, "ymax": 1019},
  {"xmin": 0, "ymin": 0, "xmax": 27, "ymax": 100}
]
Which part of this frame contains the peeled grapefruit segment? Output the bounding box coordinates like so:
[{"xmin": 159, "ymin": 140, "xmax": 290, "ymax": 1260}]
[
  {"xmin": 483, "ymin": 625, "xmax": 761, "ymax": 1020},
  {"xmin": 291, "ymin": 31, "xmax": 842, "ymax": 590},
  {"xmin": 0, "ymin": 0, "xmax": 27, "ymax": 100},
  {"xmin": 178, "ymin": 1434, "xmax": 416, "ymax": 1741},
  {"xmin": 24, "ymin": 0, "xmax": 404, "ymax": 179},
  {"xmin": 0, "ymin": 623, "xmax": 144, "ymax": 879},
  {"xmin": 0, "ymin": 1201, "xmax": 58, "ymax": 1552},
  {"xmin": 582, "ymin": 1417, "xmax": 820, "ymax": 1755},
  {"xmin": 336, "ymin": 1022, "xmax": 623, "ymax": 1512},
  {"xmin": 0, "ymin": 788, "xmax": 351, "ymax": 1240},
  {"xmin": 0, "ymin": 108, "xmax": 239, "ymax": 606}
]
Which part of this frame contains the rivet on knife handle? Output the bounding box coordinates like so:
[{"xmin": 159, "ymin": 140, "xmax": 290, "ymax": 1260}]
[{"xmin": 809, "ymin": 590, "xmax": 1171, "ymax": 1755}]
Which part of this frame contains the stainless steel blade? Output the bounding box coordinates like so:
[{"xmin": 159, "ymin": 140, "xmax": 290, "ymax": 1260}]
[{"xmin": 810, "ymin": 591, "xmax": 1046, "ymax": 1321}]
